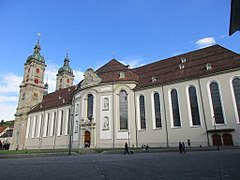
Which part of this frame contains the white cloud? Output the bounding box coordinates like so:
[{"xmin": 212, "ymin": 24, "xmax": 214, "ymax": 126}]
[
  {"xmin": 0, "ymin": 96, "xmax": 18, "ymax": 103},
  {"xmin": 0, "ymin": 103, "xmax": 17, "ymax": 121},
  {"xmin": 195, "ymin": 37, "xmax": 216, "ymax": 49},
  {"xmin": 73, "ymin": 69, "xmax": 84, "ymax": 84},
  {"xmin": 121, "ymin": 57, "xmax": 145, "ymax": 68},
  {"xmin": 0, "ymin": 73, "xmax": 22, "ymax": 94}
]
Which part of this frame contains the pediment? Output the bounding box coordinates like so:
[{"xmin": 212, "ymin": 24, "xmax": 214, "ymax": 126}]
[{"xmin": 81, "ymin": 68, "xmax": 101, "ymax": 88}]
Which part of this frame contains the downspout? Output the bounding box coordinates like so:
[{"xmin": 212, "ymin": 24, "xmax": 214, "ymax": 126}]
[
  {"xmin": 162, "ymin": 85, "xmax": 169, "ymax": 147},
  {"xmin": 133, "ymin": 90, "xmax": 138, "ymax": 147},
  {"xmin": 69, "ymin": 96, "xmax": 75, "ymax": 155},
  {"xmin": 112, "ymin": 82, "xmax": 115, "ymax": 148},
  {"xmin": 39, "ymin": 110, "xmax": 46, "ymax": 149},
  {"xmin": 198, "ymin": 78, "xmax": 210, "ymax": 146},
  {"xmin": 53, "ymin": 107, "xmax": 59, "ymax": 149}
]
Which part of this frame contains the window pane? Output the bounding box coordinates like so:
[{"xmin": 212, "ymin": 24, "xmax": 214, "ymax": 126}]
[
  {"xmin": 233, "ymin": 78, "xmax": 240, "ymax": 122},
  {"xmin": 210, "ymin": 82, "xmax": 224, "ymax": 124},
  {"xmin": 154, "ymin": 92, "xmax": 162, "ymax": 127},
  {"xmin": 189, "ymin": 86, "xmax": 201, "ymax": 125},
  {"xmin": 87, "ymin": 94, "xmax": 94, "ymax": 120},
  {"xmin": 171, "ymin": 89, "xmax": 181, "ymax": 127},
  {"xmin": 140, "ymin": 95, "xmax": 146, "ymax": 129},
  {"xmin": 120, "ymin": 90, "xmax": 128, "ymax": 129}
]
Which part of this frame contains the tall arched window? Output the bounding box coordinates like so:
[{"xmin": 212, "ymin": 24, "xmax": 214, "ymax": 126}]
[
  {"xmin": 87, "ymin": 94, "xmax": 94, "ymax": 121},
  {"xmin": 171, "ymin": 89, "xmax": 181, "ymax": 127},
  {"xmin": 154, "ymin": 92, "xmax": 162, "ymax": 128},
  {"xmin": 119, "ymin": 90, "xmax": 128, "ymax": 129},
  {"xmin": 232, "ymin": 77, "xmax": 240, "ymax": 122},
  {"xmin": 210, "ymin": 82, "xmax": 224, "ymax": 124},
  {"xmin": 60, "ymin": 110, "xmax": 64, "ymax": 135},
  {"xmin": 188, "ymin": 86, "xmax": 201, "ymax": 126},
  {"xmin": 139, "ymin": 95, "xmax": 146, "ymax": 129}
]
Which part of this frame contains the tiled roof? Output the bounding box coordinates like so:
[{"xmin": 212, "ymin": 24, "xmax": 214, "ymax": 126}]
[
  {"xmin": 132, "ymin": 45, "xmax": 240, "ymax": 89},
  {"xmin": 29, "ymin": 86, "xmax": 76, "ymax": 113},
  {"xmin": 97, "ymin": 59, "xmax": 129, "ymax": 73},
  {"xmin": 96, "ymin": 59, "xmax": 139, "ymax": 83},
  {"xmin": 0, "ymin": 126, "xmax": 7, "ymax": 134},
  {"xmin": 28, "ymin": 45, "xmax": 240, "ymax": 113}
]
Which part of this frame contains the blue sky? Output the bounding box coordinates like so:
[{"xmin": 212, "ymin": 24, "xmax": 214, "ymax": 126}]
[{"xmin": 0, "ymin": 0, "xmax": 239, "ymax": 121}]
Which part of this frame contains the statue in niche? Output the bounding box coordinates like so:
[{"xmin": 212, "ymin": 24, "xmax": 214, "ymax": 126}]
[
  {"xmin": 103, "ymin": 116, "xmax": 109, "ymax": 130},
  {"xmin": 75, "ymin": 104, "xmax": 79, "ymax": 116},
  {"xmin": 75, "ymin": 120, "xmax": 79, "ymax": 133},
  {"xmin": 103, "ymin": 97, "xmax": 109, "ymax": 110}
]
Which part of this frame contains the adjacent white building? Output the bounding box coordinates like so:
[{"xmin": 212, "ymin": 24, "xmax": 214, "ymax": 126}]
[{"xmin": 12, "ymin": 42, "xmax": 240, "ymax": 150}]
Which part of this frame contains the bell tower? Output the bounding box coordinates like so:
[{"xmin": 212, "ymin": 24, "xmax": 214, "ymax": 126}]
[
  {"xmin": 12, "ymin": 35, "xmax": 46, "ymax": 150},
  {"xmin": 56, "ymin": 50, "xmax": 74, "ymax": 90}
]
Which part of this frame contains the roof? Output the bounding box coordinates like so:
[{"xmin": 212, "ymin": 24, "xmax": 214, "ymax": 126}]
[
  {"xmin": 29, "ymin": 86, "xmax": 76, "ymax": 113},
  {"xmin": 96, "ymin": 59, "xmax": 139, "ymax": 83},
  {"xmin": 97, "ymin": 59, "xmax": 129, "ymax": 73},
  {"xmin": 0, "ymin": 126, "xmax": 7, "ymax": 134},
  {"xmin": 132, "ymin": 45, "xmax": 240, "ymax": 89}
]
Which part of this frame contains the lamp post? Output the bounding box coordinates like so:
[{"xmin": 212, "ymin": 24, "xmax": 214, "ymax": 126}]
[
  {"xmin": 213, "ymin": 116, "xmax": 219, "ymax": 151},
  {"xmin": 128, "ymin": 131, "xmax": 130, "ymax": 148}
]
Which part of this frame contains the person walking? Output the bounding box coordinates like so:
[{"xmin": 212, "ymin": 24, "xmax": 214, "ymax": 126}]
[
  {"xmin": 182, "ymin": 142, "xmax": 185, "ymax": 153},
  {"xmin": 178, "ymin": 141, "xmax": 183, "ymax": 154},
  {"xmin": 124, "ymin": 142, "xmax": 129, "ymax": 155}
]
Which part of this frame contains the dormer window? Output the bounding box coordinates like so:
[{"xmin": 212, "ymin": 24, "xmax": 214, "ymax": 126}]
[
  {"xmin": 119, "ymin": 71, "xmax": 125, "ymax": 79},
  {"xmin": 181, "ymin": 57, "xmax": 187, "ymax": 63},
  {"xmin": 179, "ymin": 64, "xmax": 185, "ymax": 70},
  {"xmin": 206, "ymin": 63, "xmax": 212, "ymax": 70},
  {"xmin": 152, "ymin": 76, "xmax": 157, "ymax": 83}
]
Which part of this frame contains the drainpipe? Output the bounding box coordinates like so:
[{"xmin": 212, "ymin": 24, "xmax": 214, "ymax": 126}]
[
  {"xmin": 133, "ymin": 90, "xmax": 138, "ymax": 147},
  {"xmin": 112, "ymin": 82, "xmax": 115, "ymax": 148},
  {"xmin": 198, "ymin": 78, "xmax": 210, "ymax": 146},
  {"xmin": 162, "ymin": 85, "xmax": 169, "ymax": 147},
  {"xmin": 53, "ymin": 108, "xmax": 59, "ymax": 149},
  {"xmin": 69, "ymin": 96, "xmax": 75, "ymax": 155}
]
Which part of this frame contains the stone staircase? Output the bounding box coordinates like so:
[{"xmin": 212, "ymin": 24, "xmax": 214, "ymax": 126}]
[{"xmin": 79, "ymin": 148, "xmax": 98, "ymax": 155}]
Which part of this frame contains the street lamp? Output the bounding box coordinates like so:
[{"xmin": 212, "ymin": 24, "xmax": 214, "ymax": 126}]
[
  {"xmin": 213, "ymin": 116, "xmax": 219, "ymax": 151},
  {"xmin": 128, "ymin": 131, "xmax": 130, "ymax": 148}
]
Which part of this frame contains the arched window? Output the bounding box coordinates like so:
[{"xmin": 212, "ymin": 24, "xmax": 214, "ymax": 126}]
[
  {"xmin": 210, "ymin": 82, "xmax": 224, "ymax": 124},
  {"xmin": 60, "ymin": 110, "xmax": 64, "ymax": 135},
  {"xmin": 188, "ymin": 86, "xmax": 201, "ymax": 126},
  {"xmin": 171, "ymin": 89, "xmax": 181, "ymax": 127},
  {"xmin": 139, "ymin": 95, "xmax": 146, "ymax": 129},
  {"xmin": 119, "ymin": 90, "xmax": 128, "ymax": 129},
  {"xmin": 154, "ymin": 92, "xmax": 162, "ymax": 128},
  {"xmin": 232, "ymin": 77, "xmax": 240, "ymax": 122},
  {"xmin": 87, "ymin": 94, "xmax": 94, "ymax": 121}
]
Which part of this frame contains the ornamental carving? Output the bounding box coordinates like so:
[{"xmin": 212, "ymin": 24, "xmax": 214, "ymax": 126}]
[{"xmin": 81, "ymin": 68, "xmax": 101, "ymax": 88}]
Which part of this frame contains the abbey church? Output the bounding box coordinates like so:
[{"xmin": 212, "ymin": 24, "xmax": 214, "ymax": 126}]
[{"xmin": 11, "ymin": 40, "xmax": 240, "ymax": 150}]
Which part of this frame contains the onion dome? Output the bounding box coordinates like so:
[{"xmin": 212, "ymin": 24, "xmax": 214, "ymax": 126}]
[
  {"xmin": 58, "ymin": 53, "xmax": 73, "ymax": 75},
  {"xmin": 26, "ymin": 41, "xmax": 45, "ymax": 64}
]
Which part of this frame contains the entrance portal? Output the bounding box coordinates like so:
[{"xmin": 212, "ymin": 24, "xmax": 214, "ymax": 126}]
[
  {"xmin": 222, "ymin": 133, "xmax": 234, "ymax": 146},
  {"xmin": 212, "ymin": 134, "xmax": 222, "ymax": 146},
  {"xmin": 84, "ymin": 131, "xmax": 91, "ymax": 147}
]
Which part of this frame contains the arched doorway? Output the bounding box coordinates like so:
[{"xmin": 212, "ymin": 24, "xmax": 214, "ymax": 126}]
[
  {"xmin": 84, "ymin": 131, "xmax": 91, "ymax": 147},
  {"xmin": 212, "ymin": 134, "xmax": 222, "ymax": 146},
  {"xmin": 222, "ymin": 133, "xmax": 234, "ymax": 146}
]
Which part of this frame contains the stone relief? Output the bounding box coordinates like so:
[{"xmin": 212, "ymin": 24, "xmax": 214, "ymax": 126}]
[
  {"xmin": 81, "ymin": 68, "xmax": 101, "ymax": 88},
  {"xmin": 103, "ymin": 116, "xmax": 109, "ymax": 130},
  {"xmin": 103, "ymin": 97, "xmax": 109, "ymax": 110}
]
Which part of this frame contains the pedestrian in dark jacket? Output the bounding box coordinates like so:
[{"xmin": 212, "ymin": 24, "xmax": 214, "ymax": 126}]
[
  {"xmin": 179, "ymin": 141, "xmax": 183, "ymax": 154},
  {"xmin": 124, "ymin": 142, "xmax": 129, "ymax": 155}
]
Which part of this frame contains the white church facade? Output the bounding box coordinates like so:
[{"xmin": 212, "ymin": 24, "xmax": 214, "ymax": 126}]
[{"xmin": 11, "ymin": 41, "xmax": 240, "ymax": 150}]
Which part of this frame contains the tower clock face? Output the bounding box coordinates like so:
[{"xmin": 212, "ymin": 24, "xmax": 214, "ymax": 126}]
[{"xmin": 34, "ymin": 78, "xmax": 39, "ymax": 84}]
